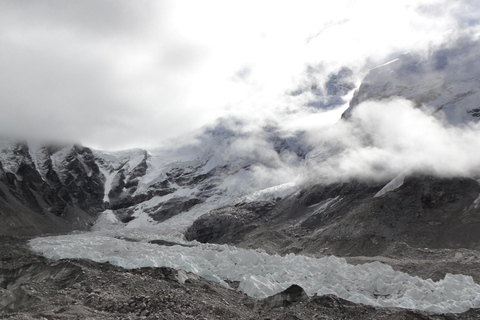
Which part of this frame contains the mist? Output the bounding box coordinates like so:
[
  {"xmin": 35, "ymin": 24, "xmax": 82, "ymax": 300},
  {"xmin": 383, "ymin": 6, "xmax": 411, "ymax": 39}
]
[
  {"xmin": 1, "ymin": 0, "xmax": 478, "ymax": 150},
  {"xmin": 304, "ymin": 99, "xmax": 480, "ymax": 183},
  {"xmin": 197, "ymin": 35, "xmax": 480, "ymax": 188}
]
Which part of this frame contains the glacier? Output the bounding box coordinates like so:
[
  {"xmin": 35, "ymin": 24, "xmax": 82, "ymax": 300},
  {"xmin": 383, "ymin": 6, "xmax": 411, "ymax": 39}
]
[{"xmin": 30, "ymin": 205, "xmax": 480, "ymax": 314}]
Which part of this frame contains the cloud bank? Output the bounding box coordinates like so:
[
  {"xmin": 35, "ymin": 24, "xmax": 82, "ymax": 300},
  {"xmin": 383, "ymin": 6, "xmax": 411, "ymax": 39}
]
[
  {"xmin": 1, "ymin": 0, "xmax": 479, "ymax": 150},
  {"xmin": 304, "ymin": 99, "xmax": 480, "ymax": 183}
]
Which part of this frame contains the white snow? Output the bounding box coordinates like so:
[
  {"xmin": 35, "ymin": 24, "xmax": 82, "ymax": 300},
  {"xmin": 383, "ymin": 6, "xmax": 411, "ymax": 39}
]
[
  {"xmin": 0, "ymin": 139, "xmax": 31, "ymax": 174},
  {"xmin": 51, "ymin": 147, "xmax": 73, "ymax": 184},
  {"xmin": 374, "ymin": 171, "xmax": 407, "ymax": 197},
  {"xmin": 91, "ymin": 210, "xmax": 121, "ymax": 231},
  {"xmin": 474, "ymin": 193, "xmax": 480, "ymax": 209},
  {"xmin": 368, "ymin": 58, "xmax": 400, "ymax": 72},
  {"xmin": 30, "ymin": 231, "xmax": 480, "ymax": 314},
  {"xmin": 97, "ymin": 166, "xmax": 115, "ymax": 202},
  {"xmin": 241, "ymin": 182, "xmax": 298, "ymax": 202}
]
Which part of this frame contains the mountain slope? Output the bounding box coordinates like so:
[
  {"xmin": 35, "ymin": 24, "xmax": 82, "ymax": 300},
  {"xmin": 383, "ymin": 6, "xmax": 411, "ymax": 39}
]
[
  {"xmin": 343, "ymin": 37, "xmax": 480, "ymax": 125},
  {"xmin": 0, "ymin": 141, "xmax": 104, "ymax": 236}
]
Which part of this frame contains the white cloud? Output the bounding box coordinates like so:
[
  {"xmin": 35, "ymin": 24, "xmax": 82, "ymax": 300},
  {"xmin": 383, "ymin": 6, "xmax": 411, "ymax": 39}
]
[
  {"xmin": 305, "ymin": 99, "xmax": 480, "ymax": 183},
  {"xmin": 0, "ymin": 0, "xmax": 478, "ymax": 150}
]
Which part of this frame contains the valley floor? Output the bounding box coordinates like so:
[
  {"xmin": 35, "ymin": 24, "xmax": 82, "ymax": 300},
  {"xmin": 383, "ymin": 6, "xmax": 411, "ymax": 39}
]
[{"xmin": 2, "ymin": 236, "xmax": 480, "ymax": 320}]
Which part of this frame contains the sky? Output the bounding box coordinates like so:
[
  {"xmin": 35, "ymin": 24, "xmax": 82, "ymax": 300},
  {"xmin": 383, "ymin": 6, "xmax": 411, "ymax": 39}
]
[{"xmin": 0, "ymin": 0, "xmax": 479, "ymax": 150}]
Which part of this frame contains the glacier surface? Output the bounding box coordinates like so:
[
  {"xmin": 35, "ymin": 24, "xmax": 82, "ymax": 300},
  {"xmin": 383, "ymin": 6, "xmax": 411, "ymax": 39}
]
[{"xmin": 30, "ymin": 224, "xmax": 480, "ymax": 314}]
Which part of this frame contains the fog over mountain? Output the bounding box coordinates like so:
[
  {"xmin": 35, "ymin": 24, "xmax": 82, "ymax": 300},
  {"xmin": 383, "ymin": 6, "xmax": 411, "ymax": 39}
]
[
  {"xmin": 1, "ymin": 0, "xmax": 479, "ymax": 150},
  {"xmin": 3, "ymin": 2, "xmax": 480, "ymax": 319}
]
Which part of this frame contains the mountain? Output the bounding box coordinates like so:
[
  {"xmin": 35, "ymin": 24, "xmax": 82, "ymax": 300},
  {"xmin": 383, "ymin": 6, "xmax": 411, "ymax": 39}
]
[
  {"xmin": 2, "ymin": 39, "xmax": 480, "ymax": 248},
  {"xmin": 2, "ymin": 39, "xmax": 480, "ymax": 251},
  {"xmin": 92, "ymin": 120, "xmax": 309, "ymax": 230},
  {"xmin": 0, "ymin": 141, "xmax": 104, "ymax": 236},
  {"xmin": 0, "ymin": 120, "xmax": 308, "ymax": 237},
  {"xmin": 343, "ymin": 37, "xmax": 480, "ymax": 125},
  {"xmin": 185, "ymin": 38, "xmax": 480, "ymax": 257},
  {"xmin": 2, "ymin": 38, "xmax": 480, "ymax": 318}
]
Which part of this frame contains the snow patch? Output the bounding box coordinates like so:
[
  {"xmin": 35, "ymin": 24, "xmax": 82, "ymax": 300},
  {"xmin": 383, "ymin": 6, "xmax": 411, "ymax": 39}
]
[
  {"xmin": 295, "ymin": 196, "xmax": 342, "ymax": 227},
  {"xmin": 374, "ymin": 171, "xmax": 407, "ymax": 197},
  {"xmin": 241, "ymin": 182, "xmax": 297, "ymax": 202},
  {"xmin": 474, "ymin": 193, "xmax": 480, "ymax": 209},
  {"xmin": 91, "ymin": 210, "xmax": 121, "ymax": 231},
  {"xmin": 97, "ymin": 166, "xmax": 116, "ymax": 202}
]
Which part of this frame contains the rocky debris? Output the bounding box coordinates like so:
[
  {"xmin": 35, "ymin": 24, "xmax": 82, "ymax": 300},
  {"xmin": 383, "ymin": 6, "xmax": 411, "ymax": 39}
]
[
  {"xmin": 253, "ymin": 285, "xmax": 309, "ymax": 310},
  {"xmin": 148, "ymin": 239, "xmax": 193, "ymax": 247},
  {"xmin": 0, "ymin": 261, "xmax": 82, "ymax": 313},
  {"xmin": 0, "ymin": 237, "xmax": 257, "ymax": 319},
  {"xmin": 2, "ymin": 236, "xmax": 480, "ymax": 319},
  {"xmin": 184, "ymin": 201, "xmax": 277, "ymax": 244}
]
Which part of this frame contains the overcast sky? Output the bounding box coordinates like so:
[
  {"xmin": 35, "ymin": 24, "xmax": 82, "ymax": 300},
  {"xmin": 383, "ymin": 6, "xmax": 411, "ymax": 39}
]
[{"xmin": 1, "ymin": 0, "xmax": 479, "ymax": 150}]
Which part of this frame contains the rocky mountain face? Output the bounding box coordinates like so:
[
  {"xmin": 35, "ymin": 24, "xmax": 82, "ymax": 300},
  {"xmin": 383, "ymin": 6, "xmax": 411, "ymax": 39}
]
[
  {"xmin": 185, "ymin": 40, "xmax": 480, "ymax": 257},
  {"xmin": 0, "ymin": 121, "xmax": 308, "ymax": 236},
  {"xmin": 343, "ymin": 37, "xmax": 480, "ymax": 124},
  {"xmin": 0, "ymin": 141, "xmax": 104, "ymax": 236},
  {"xmin": 2, "ymin": 39, "xmax": 480, "ymax": 255},
  {"xmin": 90, "ymin": 118, "xmax": 309, "ymax": 228},
  {"xmin": 186, "ymin": 175, "xmax": 480, "ymax": 257}
]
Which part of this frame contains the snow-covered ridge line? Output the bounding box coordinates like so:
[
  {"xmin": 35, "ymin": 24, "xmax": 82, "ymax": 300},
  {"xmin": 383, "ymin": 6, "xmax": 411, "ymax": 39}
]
[{"xmin": 30, "ymin": 233, "xmax": 480, "ymax": 314}]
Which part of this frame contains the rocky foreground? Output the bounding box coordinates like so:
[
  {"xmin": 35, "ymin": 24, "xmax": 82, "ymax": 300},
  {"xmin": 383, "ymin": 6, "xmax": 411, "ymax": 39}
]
[{"xmin": 1, "ymin": 236, "xmax": 480, "ymax": 320}]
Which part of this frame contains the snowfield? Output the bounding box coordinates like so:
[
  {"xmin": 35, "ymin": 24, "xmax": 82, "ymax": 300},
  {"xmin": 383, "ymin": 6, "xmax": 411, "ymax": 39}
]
[{"xmin": 30, "ymin": 209, "xmax": 480, "ymax": 314}]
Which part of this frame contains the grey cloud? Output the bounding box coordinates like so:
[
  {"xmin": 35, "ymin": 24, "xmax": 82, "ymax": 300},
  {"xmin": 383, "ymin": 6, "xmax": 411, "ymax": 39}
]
[
  {"xmin": 232, "ymin": 67, "xmax": 252, "ymax": 82},
  {"xmin": 0, "ymin": 0, "xmax": 209, "ymax": 150},
  {"xmin": 304, "ymin": 99, "xmax": 480, "ymax": 183},
  {"xmin": 0, "ymin": 0, "xmax": 478, "ymax": 153},
  {"xmin": 0, "ymin": 0, "xmax": 158, "ymax": 39}
]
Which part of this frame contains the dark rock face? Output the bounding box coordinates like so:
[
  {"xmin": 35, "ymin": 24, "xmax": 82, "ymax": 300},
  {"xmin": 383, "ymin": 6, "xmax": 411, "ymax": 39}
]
[
  {"xmin": 295, "ymin": 175, "xmax": 480, "ymax": 256},
  {"xmin": 342, "ymin": 38, "xmax": 480, "ymax": 125},
  {"xmin": 106, "ymin": 151, "xmax": 149, "ymax": 209},
  {"xmin": 147, "ymin": 197, "xmax": 202, "ymax": 223},
  {"xmin": 185, "ymin": 201, "xmax": 277, "ymax": 243},
  {"xmin": 194, "ymin": 175, "xmax": 480, "ymax": 257},
  {"xmin": 0, "ymin": 142, "xmax": 104, "ymax": 236},
  {"xmin": 108, "ymin": 179, "xmax": 176, "ymax": 211},
  {"xmin": 102, "ymin": 150, "xmax": 193, "ymax": 215}
]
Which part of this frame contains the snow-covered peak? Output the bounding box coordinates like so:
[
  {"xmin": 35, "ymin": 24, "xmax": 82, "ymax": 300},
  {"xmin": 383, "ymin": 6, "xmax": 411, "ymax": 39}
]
[
  {"xmin": 0, "ymin": 139, "xmax": 33, "ymax": 175},
  {"xmin": 343, "ymin": 37, "xmax": 480, "ymax": 125},
  {"xmin": 88, "ymin": 118, "xmax": 309, "ymax": 229},
  {"xmin": 291, "ymin": 66, "xmax": 357, "ymax": 110}
]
